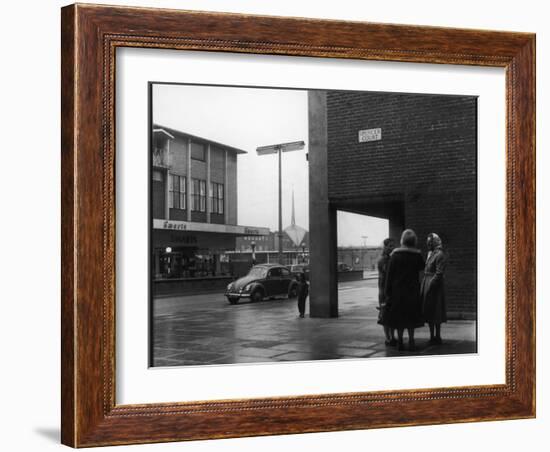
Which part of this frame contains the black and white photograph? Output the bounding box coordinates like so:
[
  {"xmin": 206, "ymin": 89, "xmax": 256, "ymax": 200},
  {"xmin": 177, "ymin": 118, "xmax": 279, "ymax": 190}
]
[
  {"xmin": 149, "ymin": 83, "xmax": 478, "ymax": 367},
  {"xmin": 2, "ymin": 0, "xmax": 543, "ymax": 450}
]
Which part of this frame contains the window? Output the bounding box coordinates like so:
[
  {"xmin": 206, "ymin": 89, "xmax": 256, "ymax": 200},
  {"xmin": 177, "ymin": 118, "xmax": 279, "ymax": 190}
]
[
  {"xmin": 280, "ymin": 268, "xmax": 290, "ymax": 277},
  {"xmin": 210, "ymin": 182, "xmax": 225, "ymax": 214},
  {"xmin": 192, "ymin": 178, "xmax": 206, "ymax": 212},
  {"xmin": 169, "ymin": 174, "xmax": 186, "ymax": 210},
  {"xmin": 191, "ymin": 142, "xmax": 206, "ymax": 161},
  {"xmin": 268, "ymin": 268, "xmax": 282, "ymax": 278}
]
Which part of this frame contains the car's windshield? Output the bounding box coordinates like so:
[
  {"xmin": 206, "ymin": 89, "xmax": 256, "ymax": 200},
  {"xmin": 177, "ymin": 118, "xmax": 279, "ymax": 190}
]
[{"xmin": 247, "ymin": 267, "xmax": 268, "ymax": 278}]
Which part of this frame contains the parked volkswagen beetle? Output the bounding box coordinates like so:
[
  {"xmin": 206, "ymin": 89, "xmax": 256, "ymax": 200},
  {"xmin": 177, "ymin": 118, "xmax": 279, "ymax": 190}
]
[{"xmin": 225, "ymin": 264, "xmax": 298, "ymax": 304}]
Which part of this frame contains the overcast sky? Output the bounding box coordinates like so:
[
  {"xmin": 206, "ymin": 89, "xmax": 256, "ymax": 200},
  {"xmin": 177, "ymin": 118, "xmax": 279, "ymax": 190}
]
[{"xmin": 152, "ymin": 83, "xmax": 388, "ymax": 246}]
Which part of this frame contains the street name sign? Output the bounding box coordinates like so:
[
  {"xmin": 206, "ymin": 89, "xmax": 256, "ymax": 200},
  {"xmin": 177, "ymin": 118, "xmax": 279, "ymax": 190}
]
[{"xmin": 358, "ymin": 128, "xmax": 382, "ymax": 143}]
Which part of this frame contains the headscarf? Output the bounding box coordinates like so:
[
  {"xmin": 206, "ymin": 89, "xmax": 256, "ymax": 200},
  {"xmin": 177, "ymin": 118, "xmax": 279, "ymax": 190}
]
[
  {"xmin": 427, "ymin": 232, "xmax": 442, "ymax": 249},
  {"xmin": 427, "ymin": 233, "xmax": 442, "ymax": 261}
]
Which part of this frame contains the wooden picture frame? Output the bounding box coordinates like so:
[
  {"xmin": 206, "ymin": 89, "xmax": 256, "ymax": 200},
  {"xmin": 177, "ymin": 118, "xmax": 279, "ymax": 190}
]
[{"xmin": 61, "ymin": 3, "xmax": 535, "ymax": 447}]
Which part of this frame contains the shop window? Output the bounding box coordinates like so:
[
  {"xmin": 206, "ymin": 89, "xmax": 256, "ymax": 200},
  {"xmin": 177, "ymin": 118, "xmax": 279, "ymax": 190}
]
[
  {"xmin": 169, "ymin": 174, "xmax": 186, "ymax": 210},
  {"xmin": 192, "ymin": 178, "xmax": 206, "ymax": 212},
  {"xmin": 210, "ymin": 182, "xmax": 224, "ymax": 214}
]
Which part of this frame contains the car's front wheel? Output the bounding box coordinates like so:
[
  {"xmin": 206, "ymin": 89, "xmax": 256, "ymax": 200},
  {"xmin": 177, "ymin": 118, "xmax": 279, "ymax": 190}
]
[
  {"xmin": 251, "ymin": 288, "xmax": 264, "ymax": 303},
  {"xmin": 227, "ymin": 296, "xmax": 239, "ymax": 305}
]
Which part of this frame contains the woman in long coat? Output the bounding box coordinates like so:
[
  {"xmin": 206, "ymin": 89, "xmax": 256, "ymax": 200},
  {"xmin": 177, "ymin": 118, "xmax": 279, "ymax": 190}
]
[
  {"xmin": 384, "ymin": 229, "xmax": 425, "ymax": 351},
  {"xmin": 421, "ymin": 233, "xmax": 447, "ymax": 344}
]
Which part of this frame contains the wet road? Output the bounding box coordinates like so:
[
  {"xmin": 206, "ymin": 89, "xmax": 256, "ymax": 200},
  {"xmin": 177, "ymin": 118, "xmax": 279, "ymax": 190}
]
[{"xmin": 152, "ymin": 278, "xmax": 476, "ymax": 367}]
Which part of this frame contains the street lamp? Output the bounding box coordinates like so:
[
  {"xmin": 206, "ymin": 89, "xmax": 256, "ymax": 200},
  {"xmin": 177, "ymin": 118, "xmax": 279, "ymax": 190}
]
[
  {"xmin": 360, "ymin": 236, "xmax": 368, "ymax": 272},
  {"xmin": 256, "ymin": 141, "xmax": 305, "ymax": 264}
]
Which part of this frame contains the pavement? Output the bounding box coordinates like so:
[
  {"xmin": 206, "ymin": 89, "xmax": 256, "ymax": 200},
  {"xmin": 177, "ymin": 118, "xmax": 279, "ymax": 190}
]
[{"xmin": 152, "ymin": 278, "xmax": 477, "ymax": 367}]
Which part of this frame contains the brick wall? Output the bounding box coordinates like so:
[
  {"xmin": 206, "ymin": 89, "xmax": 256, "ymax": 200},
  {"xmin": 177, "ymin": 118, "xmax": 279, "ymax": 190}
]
[
  {"xmin": 190, "ymin": 157, "xmax": 206, "ymax": 180},
  {"xmin": 326, "ymin": 91, "xmax": 477, "ymax": 316},
  {"xmin": 210, "ymin": 213, "xmax": 225, "ymax": 224},
  {"xmin": 169, "ymin": 208, "xmax": 187, "ymax": 221},
  {"xmin": 170, "ymin": 137, "xmax": 188, "ymax": 176},
  {"xmin": 210, "ymin": 146, "xmax": 225, "ymax": 184}
]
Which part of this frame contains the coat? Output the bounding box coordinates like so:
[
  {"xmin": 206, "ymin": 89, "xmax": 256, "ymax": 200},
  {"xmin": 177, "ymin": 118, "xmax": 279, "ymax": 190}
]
[
  {"xmin": 297, "ymin": 280, "xmax": 309, "ymax": 301},
  {"xmin": 377, "ymin": 254, "xmax": 390, "ymax": 304},
  {"xmin": 420, "ymin": 248, "xmax": 447, "ymax": 324},
  {"xmin": 377, "ymin": 253, "xmax": 391, "ymax": 325},
  {"xmin": 384, "ymin": 247, "xmax": 425, "ymax": 329}
]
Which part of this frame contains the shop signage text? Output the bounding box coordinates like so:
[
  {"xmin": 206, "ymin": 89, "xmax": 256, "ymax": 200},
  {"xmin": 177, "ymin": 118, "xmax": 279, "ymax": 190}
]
[
  {"xmin": 162, "ymin": 221, "xmax": 187, "ymax": 230},
  {"xmin": 170, "ymin": 235, "xmax": 198, "ymax": 244}
]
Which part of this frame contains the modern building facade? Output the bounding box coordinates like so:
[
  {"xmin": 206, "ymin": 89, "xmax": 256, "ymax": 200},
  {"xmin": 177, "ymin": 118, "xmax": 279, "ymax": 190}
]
[
  {"xmin": 231, "ymin": 191, "xmax": 310, "ymax": 273},
  {"xmin": 309, "ymin": 91, "xmax": 477, "ymax": 318},
  {"xmin": 151, "ymin": 124, "xmax": 269, "ymax": 293},
  {"xmin": 235, "ymin": 231, "xmax": 309, "ymax": 254}
]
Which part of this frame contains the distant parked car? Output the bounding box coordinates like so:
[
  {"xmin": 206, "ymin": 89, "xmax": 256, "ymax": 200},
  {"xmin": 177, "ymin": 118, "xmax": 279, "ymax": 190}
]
[
  {"xmin": 337, "ymin": 262, "xmax": 352, "ymax": 272},
  {"xmin": 225, "ymin": 264, "xmax": 298, "ymax": 304},
  {"xmin": 290, "ymin": 264, "xmax": 310, "ymax": 281}
]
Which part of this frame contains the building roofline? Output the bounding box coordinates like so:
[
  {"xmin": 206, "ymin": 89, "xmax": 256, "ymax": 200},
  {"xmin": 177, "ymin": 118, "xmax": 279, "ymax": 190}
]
[
  {"xmin": 152, "ymin": 128, "xmax": 175, "ymax": 139},
  {"xmin": 153, "ymin": 123, "xmax": 247, "ymax": 155}
]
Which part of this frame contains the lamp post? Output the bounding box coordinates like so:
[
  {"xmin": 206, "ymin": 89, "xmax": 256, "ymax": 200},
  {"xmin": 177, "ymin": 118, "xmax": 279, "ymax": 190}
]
[
  {"xmin": 256, "ymin": 141, "xmax": 305, "ymax": 265},
  {"xmin": 251, "ymin": 241, "xmax": 256, "ymax": 266},
  {"xmin": 361, "ymin": 235, "xmax": 368, "ymax": 271}
]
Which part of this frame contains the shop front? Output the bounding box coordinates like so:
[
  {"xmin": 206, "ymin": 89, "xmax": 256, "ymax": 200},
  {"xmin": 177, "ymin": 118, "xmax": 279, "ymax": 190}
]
[{"xmin": 152, "ymin": 219, "xmax": 269, "ymax": 296}]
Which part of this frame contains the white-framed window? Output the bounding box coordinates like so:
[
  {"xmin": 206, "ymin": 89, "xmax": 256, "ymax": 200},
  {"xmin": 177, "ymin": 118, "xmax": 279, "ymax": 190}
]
[
  {"xmin": 210, "ymin": 182, "xmax": 224, "ymax": 214},
  {"xmin": 169, "ymin": 174, "xmax": 186, "ymax": 210},
  {"xmin": 192, "ymin": 178, "xmax": 206, "ymax": 212}
]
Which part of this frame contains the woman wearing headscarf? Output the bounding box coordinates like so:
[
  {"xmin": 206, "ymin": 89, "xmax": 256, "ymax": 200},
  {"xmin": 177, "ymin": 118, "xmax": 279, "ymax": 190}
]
[
  {"xmin": 421, "ymin": 233, "xmax": 447, "ymax": 344},
  {"xmin": 384, "ymin": 229, "xmax": 425, "ymax": 351}
]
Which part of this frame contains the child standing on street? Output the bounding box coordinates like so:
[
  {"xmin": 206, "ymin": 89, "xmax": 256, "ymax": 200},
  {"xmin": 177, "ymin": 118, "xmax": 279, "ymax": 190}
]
[{"xmin": 296, "ymin": 272, "xmax": 309, "ymax": 318}]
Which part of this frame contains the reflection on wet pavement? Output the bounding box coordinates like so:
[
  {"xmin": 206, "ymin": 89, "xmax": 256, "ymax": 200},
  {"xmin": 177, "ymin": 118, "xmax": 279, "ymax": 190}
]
[{"xmin": 152, "ymin": 278, "xmax": 476, "ymax": 367}]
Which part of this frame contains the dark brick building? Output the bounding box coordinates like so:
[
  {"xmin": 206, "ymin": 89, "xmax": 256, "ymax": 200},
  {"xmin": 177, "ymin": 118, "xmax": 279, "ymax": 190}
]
[{"xmin": 309, "ymin": 90, "xmax": 477, "ymax": 318}]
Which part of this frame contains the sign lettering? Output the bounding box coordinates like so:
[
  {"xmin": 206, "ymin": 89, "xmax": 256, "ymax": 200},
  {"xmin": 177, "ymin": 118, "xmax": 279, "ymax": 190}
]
[
  {"xmin": 162, "ymin": 221, "xmax": 187, "ymax": 230},
  {"xmin": 358, "ymin": 128, "xmax": 382, "ymax": 143}
]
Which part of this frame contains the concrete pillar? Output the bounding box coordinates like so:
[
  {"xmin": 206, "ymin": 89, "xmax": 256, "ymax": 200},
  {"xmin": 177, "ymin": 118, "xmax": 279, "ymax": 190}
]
[
  {"xmin": 164, "ymin": 139, "xmax": 170, "ymax": 220},
  {"xmin": 206, "ymin": 143, "xmax": 211, "ymax": 223},
  {"xmin": 308, "ymin": 91, "xmax": 338, "ymax": 318},
  {"xmin": 186, "ymin": 138, "xmax": 192, "ymax": 221},
  {"xmin": 223, "ymin": 149, "xmax": 228, "ymax": 224}
]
